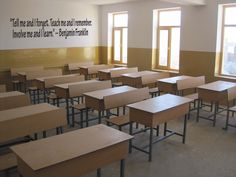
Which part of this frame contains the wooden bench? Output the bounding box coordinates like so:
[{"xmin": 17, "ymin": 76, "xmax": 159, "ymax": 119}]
[
  {"xmin": 141, "ymin": 72, "xmax": 170, "ymax": 97},
  {"xmin": 11, "ymin": 66, "xmax": 44, "ymax": 91},
  {"xmin": 177, "ymin": 76, "xmax": 205, "ymax": 112},
  {"xmin": 0, "ymin": 91, "xmax": 30, "ymax": 111},
  {"xmin": 0, "ymin": 103, "xmax": 67, "ymax": 175},
  {"xmin": 68, "ymin": 61, "xmax": 93, "ymax": 73},
  {"xmin": 104, "ymin": 87, "xmax": 150, "ymax": 130},
  {"xmin": 69, "ymin": 80, "xmax": 112, "ymax": 127},
  {"xmin": 225, "ymin": 86, "xmax": 236, "ymax": 130}
]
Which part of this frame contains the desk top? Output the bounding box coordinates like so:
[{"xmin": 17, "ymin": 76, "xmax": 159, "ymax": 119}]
[
  {"xmin": 84, "ymin": 86, "xmax": 136, "ymax": 100},
  {"xmin": 55, "ymin": 80, "xmax": 99, "ymax": 89},
  {"xmin": 158, "ymin": 75, "xmax": 192, "ymax": 84},
  {"xmin": 197, "ymin": 80, "xmax": 236, "ymax": 92},
  {"xmin": 121, "ymin": 71, "xmax": 157, "ymax": 78},
  {"xmin": 99, "ymin": 67, "xmax": 127, "ymax": 73},
  {"xmin": 11, "ymin": 124, "xmax": 133, "ymax": 171},
  {"xmin": 0, "ymin": 103, "xmax": 58, "ymax": 122},
  {"xmin": 36, "ymin": 74, "xmax": 79, "ymax": 82},
  {"xmin": 127, "ymin": 94, "xmax": 192, "ymax": 114},
  {"xmin": 80, "ymin": 64, "xmax": 106, "ymax": 69},
  {"xmin": 17, "ymin": 72, "xmax": 26, "ymax": 76},
  {"xmin": 0, "ymin": 91, "xmax": 25, "ymax": 98}
]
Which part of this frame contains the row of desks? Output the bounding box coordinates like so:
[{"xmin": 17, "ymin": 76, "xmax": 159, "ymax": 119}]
[
  {"xmin": 8, "ymin": 92, "xmax": 192, "ymax": 177},
  {"xmin": 2, "ymin": 73, "xmax": 236, "ymax": 177}
]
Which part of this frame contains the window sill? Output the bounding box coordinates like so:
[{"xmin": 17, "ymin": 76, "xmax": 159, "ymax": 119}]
[
  {"xmin": 215, "ymin": 74, "xmax": 236, "ymax": 81},
  {"xmin": 114, "ymin": 64, "xmax": 127, "ymax": 67},
  {"xmin": 152, "ymin": 68, "xmax": 179, "ymax": 74}
]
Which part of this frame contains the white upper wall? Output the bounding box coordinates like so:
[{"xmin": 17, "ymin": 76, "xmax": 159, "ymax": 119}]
[
  {"xmin": 0, "ymin": 0, "xmax": 100, "ymax": 50},
  {"xmin": 100, "ymin": 0, "xmax": 236, "ymax": 52}
]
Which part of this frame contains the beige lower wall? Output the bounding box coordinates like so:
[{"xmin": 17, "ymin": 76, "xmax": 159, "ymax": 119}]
[
  {"xmin": 0, "ymin": 47, "xmax": 100, "ymax": 89},
  {"xmin": 179, "ymin": 50, "xmax": 217, "ymax": 82},
  {"xmin": 128, "ymin": 48, "xmax": 152, "ymax": 71},
  {"xmin": 100, "ymin": 47, "xmax": 232, "ymax": 83},
  {"xmin": 0, "ymin": 46, "xmax": 235, "ymax": 90}
]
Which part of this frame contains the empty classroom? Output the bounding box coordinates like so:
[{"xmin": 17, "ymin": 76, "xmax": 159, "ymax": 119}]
[{"xmin": 1, "ymin": 0, "xmax": 236, "ymax": 177}]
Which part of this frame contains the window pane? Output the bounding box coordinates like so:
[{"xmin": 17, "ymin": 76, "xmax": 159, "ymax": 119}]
[
  {"xmin": 222, "ymin": 27, "xmax": 236, "ymax": 76},
  {"xmin": 159, "ymin": 10, "xmax": 181, "ymax": 26},
  {"xmin": 170, "ymin": 28, "xmax": 180, "ymax": 70},
  {"xmin": 114, "ymin": 14, "xmax": 128, "ymax": 27},
  {"xmin": 114, "ymin": 30, "xmax": 121, "ymax": 61},
  {"xmin": 159, "ymin": 30, "xmax": 168, "ymax": 66},
  {"xmin": 225, "ymin": 7, "xmax": 236, "ymax": 25},
  {"xmin": 122, "ymin": 28, "xmax": 128, "ymax": 63}
]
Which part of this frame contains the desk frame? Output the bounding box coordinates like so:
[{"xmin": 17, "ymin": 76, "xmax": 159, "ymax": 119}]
[{"xmin": 128, "ymin": 94, "xmax": 191, "ymax": 161}]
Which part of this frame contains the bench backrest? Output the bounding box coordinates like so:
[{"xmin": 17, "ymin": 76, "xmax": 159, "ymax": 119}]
[
  {"xmin": 26, "ymin": 69, "xmax": 62, "ymax": 80},
  {"xmin": 88, "ymin": 65, "xmax": 113, "ymax": 74},
  {"xmin": 142, "ymin": 72, "xmax": 170, "ymax": 85},
  {"xmin": 227, "ymin": 86, "xmax": 236, "ymax": 101},
  {"xmin": 104, "ymin": 87, "xmax": 150, "ymax": 109},
  {"xmin": 69, "ymin": 80, "xmax": 112, "ymax": 98},
  {"xmin": 177, "ymin": 76, "xmax": 205, "ymax": 91},
  {"xmin": 110, "ymin": 67, "xmax": 138, "ymax": 78},
  {"xmin": 68, "ymin": 61, "xmax": 93, "ymax": 71},
  {"xmin": 0, "ymin": 94, "xmax": 31, "ymax": 111},
  {"xmin": 11, "ymin": 66, "xmax": 44, "ymax": 76},
  {"xmin": 44, "ymin": 75, "xmax": 85, "ymax": 88}
]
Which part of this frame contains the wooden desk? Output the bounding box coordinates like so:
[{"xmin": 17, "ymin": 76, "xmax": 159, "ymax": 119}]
[
  {"xmin": 10, "ymin": 66, "xmax": 44, "ymax": 77},
  {"xmin": 127, "ymin": 94, "xmax": 192, "ymax": 161},
  {"xmin": 79, "ymin": 65, "xmax": 113, "ymax": 79},
  {"xmin": 157, "ymin": 75, "xmax": 193, "ymax": 93},
  {"xmin": 0, "ymin": 91, "xmax": 30, "ymax": 111},
  {"xmin": 11, "ymin": 124, "xmax": 133, "ymax": 177},
  {"xmin": 68, "ymin": 61, "xmax": 93, "ymax": 73},
  {"xmin": 84, "ymin": 86, "xmax": 136, "ymax": 124},
  {"xmin": 17, "ymin": 69, "xmax": 62, "ymax": 92},
  {"xmin": 98, "ymin": 67, "xmax": 127, "ymax": 80},
  {"xmin": 0, "ymin": 103, "xmax": 66, "ymax": 143},
  {"xmin": 197, "ymin": 81, "xmax": 236, "ymax": 126},
  {"xmin": 34, "ymin": 74, "xmax": 84, "ymax": 101},
  {"xmin": 55, "ymin": 80, "xmax": 111, "ymax": 124},
  {"xmin": 121, "ymin": 71, "xmax": 158, "ymax": 88},
  {"xmin": 55, "ymin": 80, "xmax": 100, "ymax": 99}
]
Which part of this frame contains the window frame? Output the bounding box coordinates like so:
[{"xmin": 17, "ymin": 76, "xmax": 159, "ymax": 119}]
[
  {"xmin": 112, "ymin": 12, "xmax": 128, "ymax": 64},
  {"xmin": 219, "ymin": 4, "xmax": 236, "ymax": 77},
  {"xmin": 156, "ymin": 8, "xmax": 181, "ymax": 71}
]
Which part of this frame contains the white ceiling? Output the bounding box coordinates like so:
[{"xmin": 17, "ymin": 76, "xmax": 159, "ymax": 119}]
[
  {"xmin": 69, "ymin": 0, "xmax": 145, "ymax": 5},
  {"xmin": 54, "ymin": 0, "xmax": 207, "ymax": 5},
  {"xmin": 57, "ymin": 0, "xmax": 206, "ymax": 5},
  {"xmin": 160, "ymin": 0, "xmax": 205, "ymax": 6}
]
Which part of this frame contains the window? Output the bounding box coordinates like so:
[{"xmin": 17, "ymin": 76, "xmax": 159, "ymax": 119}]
[
  {"xmin": 112, "ymin": 13, "xmax": 128, "ymax": 64},
  {"xmin": 154, "ymin": 9, "xmax": 181, "ymax": 70},
  {"xmin": 219, "ymin": 5, "xmax": 236, "ymax": 77}
]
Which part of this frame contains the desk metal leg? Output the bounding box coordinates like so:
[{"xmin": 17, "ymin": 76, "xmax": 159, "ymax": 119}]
[
  {"xmin": 213, "ymin": 102, "xmax": 218, "ymax": 127},
  {"xmin": 224, "ymin": 108, "xmax": 230, "ymax": 130},
  {"xmin": 149, "ymin": 128, "xmax": 153, "ymax": 162},
  {"xmin": 120, "ymin": 159, "xmax": 125, "ymax": 177},
  {"xmin": 43, "ymin": 90, "xmax": 46, "ymax": 102},
  {"xmin": 129, "ymin": 122, "xmax": 133, "ymax": 153},
  {"xmin": 66, "ymin": 99, "xmax": 69, "ymax": 125},
  {"xmin": 183, "ymin": 114, "xmax": 188, "ymax": 144},
  {"xmin": 98, "ymin": 111, "xmax": 101, "ymax": 124},
  {"xmin": 197, "ymin": 99, "xmax": 201, "ymax": 122},
  {"xmin": 97, "ymin": 168, "xmax": 101, "ymax": 177},
  {"xmin": 164, "ymin": 122, "xmax": 167, "ymax": 136},
  {"xmin": 86, "ymin": 107, "xmax": 89, "ymax": 127},
  {"xmin": 156, "ymin": 125, "xmax": 159, "ymax": 136}
]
